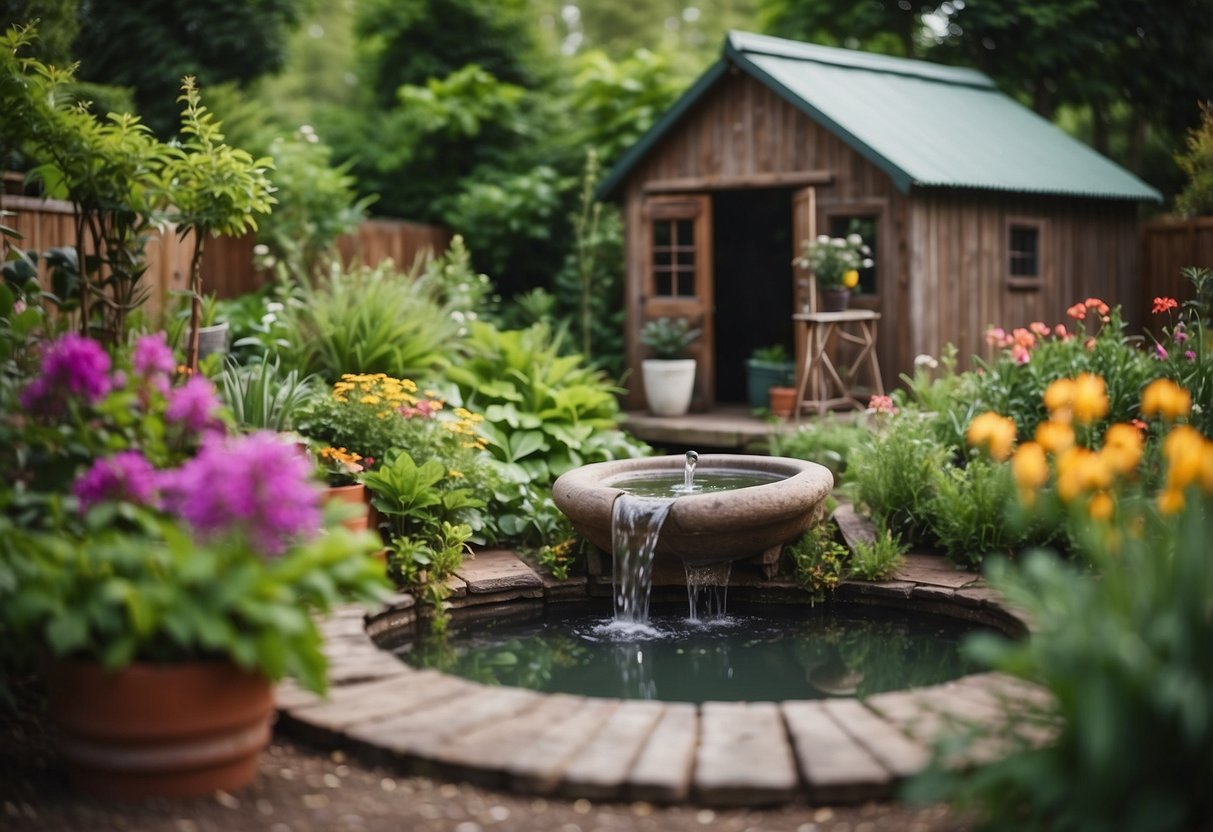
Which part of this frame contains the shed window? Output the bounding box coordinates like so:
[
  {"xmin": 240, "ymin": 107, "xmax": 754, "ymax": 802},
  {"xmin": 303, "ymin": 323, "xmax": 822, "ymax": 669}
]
[
  {"xmin": 651, "ymin": 218, "xmax": 697, "ymax": 297},
  {"xmin": 1007, "ymin": 219, "xmax": 1046, "ymax": 288}
]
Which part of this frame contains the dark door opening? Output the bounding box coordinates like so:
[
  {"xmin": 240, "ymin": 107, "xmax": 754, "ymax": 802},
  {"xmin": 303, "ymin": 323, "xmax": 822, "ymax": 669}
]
[{"xmin": 711, "ymin": 188, "xmax": 795, "ymax": 403}]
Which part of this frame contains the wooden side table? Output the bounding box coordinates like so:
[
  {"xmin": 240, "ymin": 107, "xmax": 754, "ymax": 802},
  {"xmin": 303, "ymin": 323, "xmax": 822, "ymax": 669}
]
[{"xmin": 792, "ymin": 310, "xmax": 884, "ymax": 419}]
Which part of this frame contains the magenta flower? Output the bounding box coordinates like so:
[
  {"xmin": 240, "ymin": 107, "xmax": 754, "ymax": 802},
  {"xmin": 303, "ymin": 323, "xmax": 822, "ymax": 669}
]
[
  {"xmin": 73, "ymin": 451, "xmax": 158, "ymax": 513},
  {"xmin": 132, "ymin": 332, "xmax": 175, "ymax": 392},
  {"xmin": 1154, "ymin": 343, "xmax": 1168, "ymax": 361},
  {"xmin": 161, "ymin": 432, "xmax": 321, "ymax": 556},
  {"xmin": 1186, "ymin": 350, "xmax": 1197, "ymax": 362},
  {"xmin": 19, "ymin": 333, "xmax": 112, "ymax": 414},
  {"xmin": 165, "ymin": 375, "xmax": 223, "ymax": 434}
]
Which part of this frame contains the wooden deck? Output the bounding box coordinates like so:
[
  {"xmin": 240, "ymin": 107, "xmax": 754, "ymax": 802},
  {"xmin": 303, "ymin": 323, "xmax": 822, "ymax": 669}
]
[{"xmin": 620, "ymin": 405, "xmax": 794, "ymax": 452}]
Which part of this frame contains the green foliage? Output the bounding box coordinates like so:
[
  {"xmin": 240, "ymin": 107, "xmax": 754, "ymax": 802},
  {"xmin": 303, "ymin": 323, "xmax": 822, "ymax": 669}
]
[
  {"xmin": 256, "ymin": 131, "xmax": 373, "ymax": 283},
  {"xmin": 535, "ymin": 531, "xmax": 579, "ymax": 581},
  {"xmin": 565, "ymin": 49, "xmax": 682, "ymax": 165},
  {"xmin": 0, "ymin": 511, "xmax": 387, "ymax": 695},
  {"xmin": 640, "ymin": 317, "xmax": 701, "ymax": 360},
  {"xmin": 217, "ymin": 357, "xmax": 315, "ymax": 433},
  {"xmin": 897, "ymin": 344, "xmax": 962, "ymax": 414},
  {"xmin": 927, "ymin": 456, "xmax": 1049, "ymax": 568},
  {"xmin": 770, "ymin": 415, "xmax": 871, "ymax": 485},
  {"xmin": 849, "ymin": 413, "xmax": 951, "ymax": 543},
  {"xmin": 417, "ymin": 234, "xmax": 495, "ymax": 319},
  {"xmin": 1154, "ymin": 268, "xmax": 1213, "ymax": 435},
  {"xmin": 1175, "ymin": 103, "xmax": 1213, "ymax": 218},
  {"xmin": 912, "ymin": 493, "xmax": 1213, "ymax": 832},
  {"xmin": 849, "ymin": 528, "xmax": 908, "ymax": 581},
  {"xmin": 783, "ymin": 520, "xmax": 848, "ymax": 603},
  {"xmin": 277, "ymin": 261, "xmax": 458, "ymax": 382},
  {"xmin": 72, "ymin": 0, "xmax": 305, "ymax": 137}
]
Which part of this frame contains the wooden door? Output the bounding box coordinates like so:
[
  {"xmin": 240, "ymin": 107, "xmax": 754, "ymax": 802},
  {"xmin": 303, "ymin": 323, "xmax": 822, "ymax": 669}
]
[
  {"xmin": 639, "ymin": 194, "xmax": 714, "ymax": 409},
  {"xmin": 791, "ymin": 186, "xmax": 817, "ymax": 372}
]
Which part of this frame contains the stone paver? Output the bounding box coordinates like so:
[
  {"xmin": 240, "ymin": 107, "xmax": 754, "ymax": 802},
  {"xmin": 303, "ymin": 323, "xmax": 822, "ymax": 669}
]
[
  {"xmin": 783, "ymin": 700, "xmax": 894, "ymax": 802},
  {"xmin": 695, "ymin": 702, "xmax": 798, "ymax": 806},
  {"xmin": 276, "ymin": 549, "xmax": 1048, "ymax": 807}
]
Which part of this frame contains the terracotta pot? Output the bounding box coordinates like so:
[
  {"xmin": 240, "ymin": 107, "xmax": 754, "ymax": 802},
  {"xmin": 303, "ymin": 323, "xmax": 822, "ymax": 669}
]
[
  {"xmin": 820, "ymin": 289, "xmax": 851, "ymax": 312},
  {"xmin": 46, "ymin": 659, "xmax": 274, "ymax": 800},
  {"xmin": 324, "ymin": 482, "xmax": 371, "ymax": 533},
  {"xmin": 768, "ymin": 385, "xmax": 798, "ymax": 419}
]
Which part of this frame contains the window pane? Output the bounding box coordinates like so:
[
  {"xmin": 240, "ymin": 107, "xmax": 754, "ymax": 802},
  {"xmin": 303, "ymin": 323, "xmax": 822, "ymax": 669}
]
[
  {"xmin": 676, "ymin": 220, "xmax": 693, "ymax": 245},
  {"xmin": 653, "ymin": 249, "xmax": 672, "ymax": 270},
  {"xmin": 1009, "ymin": 226, "xmax": 1039, "ymax": 277},
  {"xmin": 656, "ymin": 273, "xmax": 674, "ymax": 296},
  {"xmin": 675, "ymin": 248, "xmax": 695, "ymax": 269},
  {"xmin": 654, "ymin": 221, "xmax": 671, "ymax": 246}
]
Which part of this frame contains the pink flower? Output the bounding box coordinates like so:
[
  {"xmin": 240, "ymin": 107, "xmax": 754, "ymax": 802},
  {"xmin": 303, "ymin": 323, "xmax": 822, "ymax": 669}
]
[
  {"xmin": 1012, "ymin": 344, "xmax": 1031, "ymax": 365},
  {"xmin": 867, "ymin": 394, "xmax": 898, "ymax": 414},
  {"xmin": 161, "ymin": 433, "xmax": 321, "ymax": 557},
  {"xmin": 1185, "ymin": 350, "xmax": 1196, "ymax": 362},
  {"xmin": 1154, "ymin": 343, "xmax": 1168, "ymax": 360},
  {"xmin": 1029, "ymin": 321, "xmax": 1050, "ymax": 337},
  {"xmin": 132, "ymin": 332, "xmax": 175, "ymax": 393},
  {"xmin": 165, "ymin": 376, "xmax": 223, "ymax": 435},
  {"xmin": 20, "ymin": 333, "xmax": 112, "ymax": 415},
  {"xmin": 985, "ymin": 327, "xmax": 1007, "ymax": 347},
  {"xmin": 73, "ymin": 451, "xmax": 158, "ymax": 513}
]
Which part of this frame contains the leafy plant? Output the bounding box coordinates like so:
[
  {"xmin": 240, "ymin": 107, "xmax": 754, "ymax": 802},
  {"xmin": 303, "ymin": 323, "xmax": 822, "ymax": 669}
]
[
  {"xmin": 162, "ymin": 76, "xmax": 275, "ymax": 371},
  {"xmin": 770, "ymin": 415, "xmax": 871, "ymax": 485},
  {"xmin": 783, "ymin": 521, "xmax": 849, "ymax": 603},
  {"xmin": 217, "ymin": 356, "xmax": 314, "ymax": 432},
  {"xmin": 927, "ymin": 456, "xmax": 1045, "ymax": 568},
  {"xmin": 640, "ymin": 316, "xmax": 701, "ymax": 360},
  {"xmin": 278, "ymin": 261, "xmax": 457, "ymax": 382},
  {"xmin": 849, "ymin": 413, "xmax": 951, "ymax": 543},
  {"xmin": 849, "ymin": 527, "xmax": 908, "ymax": 580},
  {"xmin": 1175, "ymin": 101, "xmax": 1213, "ymax": 219}
]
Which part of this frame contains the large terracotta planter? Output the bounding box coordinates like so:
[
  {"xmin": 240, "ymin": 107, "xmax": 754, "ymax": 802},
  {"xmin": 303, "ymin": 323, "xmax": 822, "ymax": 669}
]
[
  {"xmin": 46, "ymin": 659, "xmax": 274, "ymax": 800},
  {"xmin": 324, "ymin": 482, "xmax": 371, "ymax": 533}
]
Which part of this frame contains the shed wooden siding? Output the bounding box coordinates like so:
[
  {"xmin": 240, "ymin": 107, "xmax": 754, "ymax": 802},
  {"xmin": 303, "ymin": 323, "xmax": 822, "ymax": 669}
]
[{"xmin": 907, "ymin": 192, "xmax": 1142, "ymax": 369}]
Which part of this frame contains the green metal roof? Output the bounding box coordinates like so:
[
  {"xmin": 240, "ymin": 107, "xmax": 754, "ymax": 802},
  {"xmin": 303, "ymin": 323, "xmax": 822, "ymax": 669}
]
[{"xmin": 598, "ymin": 31, "xmax": 1161, "ymax": 203}]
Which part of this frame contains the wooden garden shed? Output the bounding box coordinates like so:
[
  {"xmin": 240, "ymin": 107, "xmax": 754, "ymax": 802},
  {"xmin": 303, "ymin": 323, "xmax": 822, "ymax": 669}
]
[{"xmin": 599, "ymin": 31, "xmax": 1161, "ymax": 412}]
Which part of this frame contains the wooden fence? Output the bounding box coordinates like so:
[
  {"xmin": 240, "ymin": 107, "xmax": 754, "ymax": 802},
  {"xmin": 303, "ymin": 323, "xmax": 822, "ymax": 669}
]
[
  {"xmin": 2, "ymin": 184, "xmax": 450, "ymax": 325},
  {"xmin": 1141, "ymin": 217, "xmax": 1213, "ymax": 307}
]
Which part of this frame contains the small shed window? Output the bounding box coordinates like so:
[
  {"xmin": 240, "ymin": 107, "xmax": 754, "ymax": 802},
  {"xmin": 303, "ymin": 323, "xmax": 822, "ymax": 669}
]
[
  {"xmin": 1007, "ymin": 219, "xmax": 1046, "ymax": 288},
  {"xmin": 652, "ymin": 218, "xmax": 697, "ymax": 297}
]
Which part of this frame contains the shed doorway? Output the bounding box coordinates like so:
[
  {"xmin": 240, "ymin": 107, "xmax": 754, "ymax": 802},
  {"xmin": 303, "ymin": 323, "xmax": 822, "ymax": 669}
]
[{"xmin": 711, "ymin": 188, "xmax": 796, "ymax": 403}]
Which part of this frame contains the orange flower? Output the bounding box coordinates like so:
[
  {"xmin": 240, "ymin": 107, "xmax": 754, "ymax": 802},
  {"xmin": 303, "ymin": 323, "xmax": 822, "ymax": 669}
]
[
  {"xmin": 967, "ymin": 412, "xmax": 1017, "ymax": 461},
  {"xmin": 1066, "ymin": 303, "xmax": 1087, "ymax": 321},
  {"xmin": 1100, "ymin": 423, "xmax": 1143, "ymax": 476},
  {"xmin": 1043, "ymin": 378, "xmax": 1076, "ymax": 418},
  {"xmin": 1152, "ymin": 296, "xmax": 1178, "ymax": 314},
  {"xmin": 1029, "ymin": 321, "xmax": 1050, "ymax": 337},
  {"xmin": 1158, "ymin": 488, "xmax": 1185, "ymax": 515},
  {"xmin": 1141, "ymin": 378, "xmax": 1191, "ymax": 423},
  {"xmin": 1084, "ymin": 297, "xmax": 1110, "ymax": 316},
  {"xmin": 1012, "ymin": 441, "xmax": 1049, "ymax": 490},
  {"xmin": 1072, "ymin": 373, "xmax": 1108, "ymax": 425},
  {"xmin": 1056, "ymin": 447, "xmax": 1112, "ymax": 503},
  {"xmin": 1035, "ymin": 419, "xmax": 1076, "ymax": 454},
  {"xmin": 1164, "ymin": 426, "xmax": 1206, "ymax": 491},
  {"xmin": 1088, "ymin": 491, "xmax": 1115, "ymax": 521}
]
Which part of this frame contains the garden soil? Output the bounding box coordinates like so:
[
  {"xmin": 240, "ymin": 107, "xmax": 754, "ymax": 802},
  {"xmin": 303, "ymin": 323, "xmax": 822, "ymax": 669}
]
[{"xmin": 0, "ymin": 673, "xmax": 970, "ymax": 832}]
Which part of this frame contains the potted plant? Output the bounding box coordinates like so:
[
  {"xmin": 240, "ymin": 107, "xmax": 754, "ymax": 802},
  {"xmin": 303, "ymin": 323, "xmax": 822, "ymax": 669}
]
[
  {"xmin": 639, "ymin": 317, "xmax": 701, "ymax": 417},
  {"xmin": 746, "ymin": 344, "xmax": 796, "ymax": 409},
  {"xmin": 794, "ymin": 233, "xmax": 873, "ymax": 312},
  {"xmin": 314, "ymin": 444, "xmax": 370, "ymax": 532},
  {"xmin": 0, "ymin": 326, "xmax": 389, "ymax": 799}
]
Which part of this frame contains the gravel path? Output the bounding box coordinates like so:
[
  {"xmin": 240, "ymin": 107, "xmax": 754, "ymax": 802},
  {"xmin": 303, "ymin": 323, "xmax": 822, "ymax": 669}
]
[{"xmin": 0, "ymin": 674, "xmax": 971, "ymax": 832}]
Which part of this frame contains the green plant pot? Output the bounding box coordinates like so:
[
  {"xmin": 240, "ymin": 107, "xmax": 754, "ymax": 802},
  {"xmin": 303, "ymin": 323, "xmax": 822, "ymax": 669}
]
[{"xmin": 746, "ymin": 360, "xmax": 796, "ymax": 408}]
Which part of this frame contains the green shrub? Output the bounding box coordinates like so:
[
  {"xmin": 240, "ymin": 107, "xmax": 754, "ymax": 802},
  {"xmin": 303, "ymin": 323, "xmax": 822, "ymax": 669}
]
[
  {"xmin": 849, "ymin": 527, "xmax": 908, "ymax": 580},
  {"xmin": 783, "ymin": 521, "xmax": 849, "ymax": 603},
  {"xmin": 217, "ymin": 357, "xmax": 315, "ymax": 432},
  {"xmin": 849, "ymin": 414, "xmax": 950, "ymax": 543},
  {"xmin": 278, "ymin": 261, "xmax": 458, "ymax": 382},
  {"xmin": 770, "ymin": 416, "xmax": 872, "ymax": 486}
]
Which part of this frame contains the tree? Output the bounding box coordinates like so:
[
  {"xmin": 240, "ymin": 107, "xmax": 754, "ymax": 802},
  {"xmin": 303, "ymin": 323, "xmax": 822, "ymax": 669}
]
[
  {"xmin": 72, "ymin": 0, "xmax": 304, "ymax": 136},
  {"xmin": 1176, "ymin": 103, "xmax": 1213, "ymax": 218}
]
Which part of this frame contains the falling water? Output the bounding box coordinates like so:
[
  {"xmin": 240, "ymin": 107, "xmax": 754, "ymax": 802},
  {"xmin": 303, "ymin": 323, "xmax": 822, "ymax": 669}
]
[
  {"xmin": 685, "ymin": 562, "xmax": 732, "ymax": 621},
  {"xmin": 611, "ymin": 494, "xmax": 674, "ymax": 625},
  {"xmin": 671, "ymin": 450, "xmax": 699, "ymax": 493}
]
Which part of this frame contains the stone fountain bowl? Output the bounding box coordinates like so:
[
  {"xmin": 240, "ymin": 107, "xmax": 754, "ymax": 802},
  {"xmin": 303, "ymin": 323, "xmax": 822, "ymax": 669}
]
[{"xmin": 551, "ymin": 454, "xmax": 834, "ymax": 566}]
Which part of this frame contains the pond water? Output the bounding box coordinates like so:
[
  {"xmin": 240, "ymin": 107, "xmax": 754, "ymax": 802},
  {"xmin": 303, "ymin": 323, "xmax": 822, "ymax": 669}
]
[
  {"xmin": 393, "ymin": 602, "xmax": 988, "ymax": 703},
  {"xmin": 608, "ymin": 470, "xmax": 781, "ymax": 498}
]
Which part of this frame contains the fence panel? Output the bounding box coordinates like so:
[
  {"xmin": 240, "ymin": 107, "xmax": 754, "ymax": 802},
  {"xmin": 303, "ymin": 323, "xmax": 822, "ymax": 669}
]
[
  {"xmin": 3, "ymin": 184, "xmax": 451, "ymax": 320},
  {"xmin": 1141, "ymin": 218, "xmax": 1213, "ymax": 308}
]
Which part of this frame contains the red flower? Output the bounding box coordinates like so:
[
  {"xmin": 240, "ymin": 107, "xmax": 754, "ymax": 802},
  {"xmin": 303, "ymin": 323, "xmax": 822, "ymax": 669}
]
[{"xmin": 1152, "ymin": 296, "xmax": 1178, "ymax": 314}]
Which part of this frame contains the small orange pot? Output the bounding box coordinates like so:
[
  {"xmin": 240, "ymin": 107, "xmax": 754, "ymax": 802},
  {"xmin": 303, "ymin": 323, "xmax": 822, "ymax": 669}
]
[
  {"xmin": 768, "ymin": 385, "xmax": 798, "ymax": 419},
  {"xmin": 324, "ymin": 482, "xmax": 371, "ymax": 533}
]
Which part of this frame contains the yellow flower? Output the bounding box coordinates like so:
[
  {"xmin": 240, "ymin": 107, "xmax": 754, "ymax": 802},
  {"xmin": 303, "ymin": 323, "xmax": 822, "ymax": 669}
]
[
  {"xmin": 1158, "ymin": 488, "xmax": 1185, "ymax": 515},
  {"xmin": 448, "ymin": 469, "xmax": 463, "ymax": 479},
  {"xmin": 1055, "ymin": 447, "xmax": 1112, "ymax": 503},
  {"xmin": 360, "ymin": 394, "xmax": 381, "ymax": 405},
  {"xmin": 1043, "ymin": 378, "xmax": 1075, "ymax": 420},
  {"xmin": 1071, "ymin": 373, "xmax": 1108, "ymax": 425},
  {"xmin": 1035, "ymin": 420, "xmax": 1075, "ymax": 455},
  {"xmin": 1141, "ymin": 378, "xmax": 1191, "ymax": 423},
  {"xmin": 842, "ymin": 269, "xmax": 860, "ymax": 289},
  {"xmin": 1088, "ymin": 491, "xmax": 1115, "ymax": 521},
  {"xmin": 1011, "ymin": 442, "xmax": 1049, "ymax": 490},
  {"xmin": 967, "ymin": 411, "xmax": 1017, "ymax": 461},
  {"xmin": 1202, "ymin": 444, "xmax": 1213, "ymax": 493},
  {"xmin": 1164, "ymin": 425, "xmax": 1206, "ymax": 491},
  {"xmin": 1099, "ymin": 423, "xmax": 1143, "ymax": 476}
]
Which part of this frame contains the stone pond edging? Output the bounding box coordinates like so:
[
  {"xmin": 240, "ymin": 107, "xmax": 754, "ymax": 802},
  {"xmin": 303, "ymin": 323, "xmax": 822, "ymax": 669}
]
[{"xmin": 275, "ymin": 544, "xmax": 1045, "ymax": 807}]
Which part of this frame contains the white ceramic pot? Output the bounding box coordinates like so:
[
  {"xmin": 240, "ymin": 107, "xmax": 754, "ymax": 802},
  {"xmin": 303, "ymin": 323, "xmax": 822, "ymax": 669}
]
[{"xmin": 642, "ymin": 358, "xmax": 696, "ymax": 417}]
